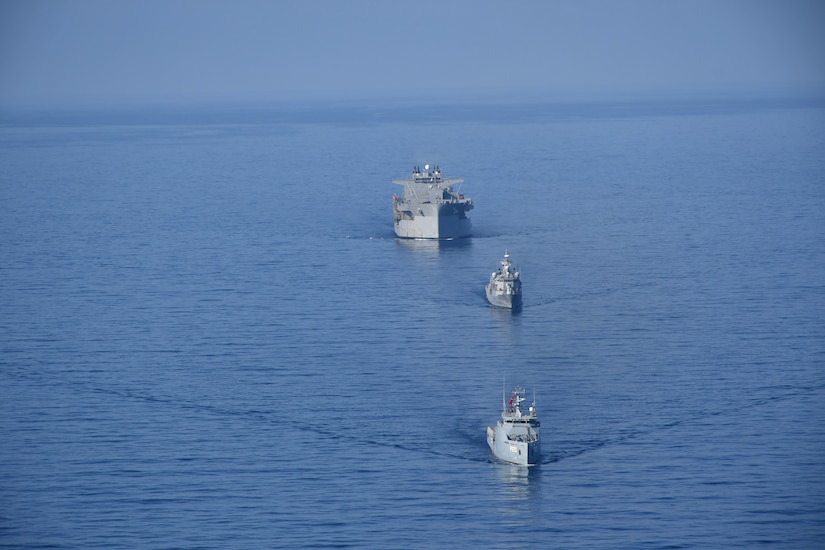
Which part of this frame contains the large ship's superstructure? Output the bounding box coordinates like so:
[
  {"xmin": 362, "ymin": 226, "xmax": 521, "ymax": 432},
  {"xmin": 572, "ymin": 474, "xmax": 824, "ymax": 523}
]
[
  {"xmin": 392, "ymin": 165, "xmax": 473, "ymax": 239},
  {"xmin": 486, "ymin": 251, "xmax": 523, "ymax": 309},
  {"xmin": 487, "ymin": 386, "xmax": 541, "ymax": 466}
]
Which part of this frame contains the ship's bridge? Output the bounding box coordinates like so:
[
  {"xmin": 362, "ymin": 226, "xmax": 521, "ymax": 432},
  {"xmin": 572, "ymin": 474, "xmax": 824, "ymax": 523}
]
[
  {"xmin": 413, "ymin": 164, "xmax": 442, "ymax": 183},
  {"xmin": 392, "ymin": 164, "xmax": 464, "ymax": 189}
]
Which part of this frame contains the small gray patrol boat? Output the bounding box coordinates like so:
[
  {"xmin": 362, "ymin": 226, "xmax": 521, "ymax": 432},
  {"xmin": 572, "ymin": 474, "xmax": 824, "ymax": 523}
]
[
  {"xmin": 486, "ymin": 251, "xmax": 522, "ymax": 309},
  {"xmin": 487, "ymin": 386, "xmax": 541, "ymax": 466},
  {"xmin": 392, "ymin": 164, "xmax": 473, "ymax": 239}
]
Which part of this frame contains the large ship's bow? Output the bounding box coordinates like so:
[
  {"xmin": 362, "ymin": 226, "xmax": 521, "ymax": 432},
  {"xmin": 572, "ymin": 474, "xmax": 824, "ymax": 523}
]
[
  {"xmin": 434, "ymin": 202, "xmax": 472, "ymax": 239},
  {"xmin": 392, "ymin": 165, "xmax": 473, "ymax": 239}
]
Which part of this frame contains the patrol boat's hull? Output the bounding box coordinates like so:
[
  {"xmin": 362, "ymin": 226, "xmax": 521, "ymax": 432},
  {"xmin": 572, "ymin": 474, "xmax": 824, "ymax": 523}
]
[
  {"xmin": 486, "ymin": 283, "xmax": 523, "ymax": 309},
  {"xmin": 394, "ymin": 202, "xmax": 473, "ymax": 239},
  {"xmin": 487, "ymin": 425, "xmax": 540, "ymax": 466},
  {"xmin": 486, "ymin": 251, "xmax": 522, "ymax": 308},
  {"xmin": 487, "ymin": 386, "xmax": 540, "ymax": 466}
]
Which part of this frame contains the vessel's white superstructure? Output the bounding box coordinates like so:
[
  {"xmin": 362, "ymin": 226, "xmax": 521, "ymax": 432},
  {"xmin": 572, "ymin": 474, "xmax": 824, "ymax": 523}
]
[
  {"xmin": 487, "ymin": 387, "xmax": 540, "ymax": 466},
  {"xmin": 392, "ymin": 165, "xmax": 473, "ymax": 239}
]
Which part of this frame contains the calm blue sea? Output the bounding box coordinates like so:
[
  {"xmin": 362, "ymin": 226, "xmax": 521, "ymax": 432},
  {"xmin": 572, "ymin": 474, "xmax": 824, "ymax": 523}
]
[{"xmin": 1, "ymin": 97, "xmax": 824, "ymax": 548}]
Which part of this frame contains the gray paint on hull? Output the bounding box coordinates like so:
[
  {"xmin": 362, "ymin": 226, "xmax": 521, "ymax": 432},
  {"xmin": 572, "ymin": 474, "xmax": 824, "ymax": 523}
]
[
  {"xmin": 487, "ymin": 387, "xmax": 540, "ymax": 466},
  {"xmin": 485, "ymin": 251, "xmax": 523, "ymax": 308},
  {"xmin": 487, "ymin": 424, "xmax": 540, "ymax": 466},
  {"xmin": 392, "ymin": 165, "xmax": 473, "ymax": 240},
  {"xmin": 394, "ymin": 203, "xmax": 473, "ymax": 239},
  {"xmin": 485, "ymin": 286, "xmax": 523, "ymax": 309}
]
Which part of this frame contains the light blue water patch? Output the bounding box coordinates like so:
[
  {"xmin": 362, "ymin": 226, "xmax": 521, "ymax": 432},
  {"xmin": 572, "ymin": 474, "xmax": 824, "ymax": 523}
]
[{"xmin": 1, "ymin": 99, "xmax": 824, "ymax": 548}]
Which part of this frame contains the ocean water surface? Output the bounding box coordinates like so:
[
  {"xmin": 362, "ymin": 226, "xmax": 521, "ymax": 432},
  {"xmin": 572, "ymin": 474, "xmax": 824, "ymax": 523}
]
[{"xmin": 1, "ymin": 98, "xmax": 824, "ymax": 548}]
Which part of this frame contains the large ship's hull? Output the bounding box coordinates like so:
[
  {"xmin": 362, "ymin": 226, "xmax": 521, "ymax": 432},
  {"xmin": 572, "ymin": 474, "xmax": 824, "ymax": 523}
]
[
  {"xmin": 486, "ymin": 284, "xmax": 523, "ymax": 309},
  {"xmin": 487, "ymin": 425, "xmax": 540, "ymax": 466},
  {"xmin": 394, "ymin": 202, "xmax": 472, "ymax": 239}
]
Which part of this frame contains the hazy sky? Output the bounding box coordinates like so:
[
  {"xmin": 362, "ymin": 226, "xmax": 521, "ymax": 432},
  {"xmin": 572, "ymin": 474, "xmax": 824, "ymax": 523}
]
[{"xmin": 1, "ymin": 0, "xmax": 823, "ymax": 107}]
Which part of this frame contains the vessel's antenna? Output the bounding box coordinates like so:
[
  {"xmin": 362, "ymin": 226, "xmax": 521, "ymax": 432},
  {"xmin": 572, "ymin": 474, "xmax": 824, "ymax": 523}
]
[{"xmin": 502, "ymin": 374, "xmax": 506, "ymax": 411}]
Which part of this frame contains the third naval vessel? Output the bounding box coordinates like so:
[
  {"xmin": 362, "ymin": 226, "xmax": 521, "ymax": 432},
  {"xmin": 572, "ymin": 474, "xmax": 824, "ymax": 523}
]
[
  {"xmin": 486, "ymin": 251, "xmax": 523, "ymax": 309},
  {"xmin": 487, "ymin": 386, "xmax": 541, "ymax": 466},
  {"xmin": 392, "ymin": 165, "xmax": 473, "ymax": 239}
]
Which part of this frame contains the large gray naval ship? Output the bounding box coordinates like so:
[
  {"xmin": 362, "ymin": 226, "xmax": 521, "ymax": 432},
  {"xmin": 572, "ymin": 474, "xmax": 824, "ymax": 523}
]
[
  {"xmin": 392, "ymin": 164, "xmax": 473, "ymax": 239},
  {"xmin": 487, "ymin": 386, "xmax": 541, "ymax": 466},
  {"xmin": 486, "ymin": 251, "xmax": 523, "ymax": 309}
]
